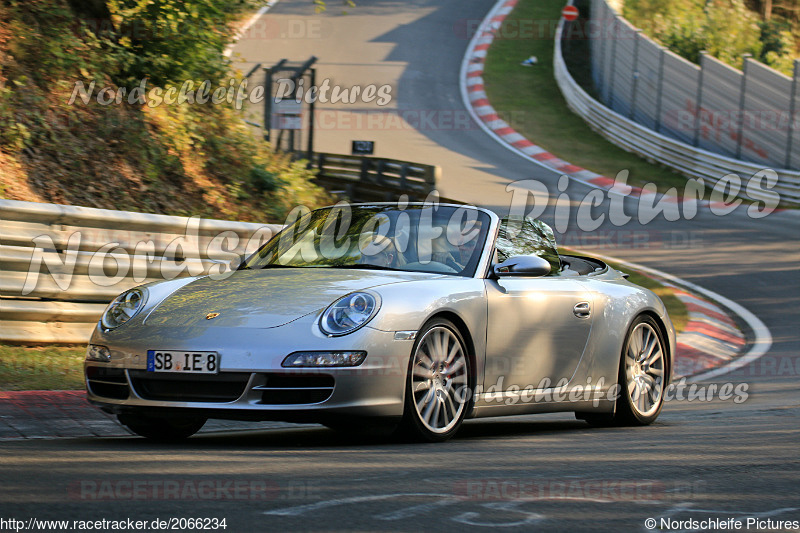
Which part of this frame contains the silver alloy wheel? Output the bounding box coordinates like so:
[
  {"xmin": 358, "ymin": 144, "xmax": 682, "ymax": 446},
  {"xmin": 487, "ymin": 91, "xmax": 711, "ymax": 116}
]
[
  {"xmin": 624, "ymin": 322, "xmax": 665, "ymax": 418},
  {"xmin": 411, "ymin": 326, "xmax": 469, "ymax": 434}
]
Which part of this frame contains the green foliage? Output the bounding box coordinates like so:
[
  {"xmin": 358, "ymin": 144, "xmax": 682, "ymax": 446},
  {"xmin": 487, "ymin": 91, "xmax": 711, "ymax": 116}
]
[
  {"xmin": 624, "ymin": 0, "xmax": 760, "ymax": 65},
  {"xmin": 106, "ymin": 0, "xmax": 266, "ymax": 88},
  {"xmin": 250, "ymin": 166, "xmax": 281, "ymax": 193},
  {"xmin": 0, "ymin": 86, "xmax": 31, "ymax": 151},
  {"xmin": 1, "ymin": 0, "xmax": 112, "ymax": 86},
  {"xmin": 759, "ymin": 18, "xmax": 797, "ymax": 74},
  {"xmin": 624, "ymin": 0, "xmax": 797, "ymax": 74},
  {"xmin": 0, "ymin": 0, "xmax": 332, "ymax": 222}
]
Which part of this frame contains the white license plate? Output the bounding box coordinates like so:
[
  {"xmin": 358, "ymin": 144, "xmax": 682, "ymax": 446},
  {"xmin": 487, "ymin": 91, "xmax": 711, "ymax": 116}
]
[{"xmin": 146, "ymin": 351, "xmax": 219, "ymax": 374}]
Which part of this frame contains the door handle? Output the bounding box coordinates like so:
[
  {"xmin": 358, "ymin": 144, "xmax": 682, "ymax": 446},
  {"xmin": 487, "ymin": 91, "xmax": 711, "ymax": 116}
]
[{"xmin": 573, "ymin": 302, "xmax": 591, "ymax": 318}]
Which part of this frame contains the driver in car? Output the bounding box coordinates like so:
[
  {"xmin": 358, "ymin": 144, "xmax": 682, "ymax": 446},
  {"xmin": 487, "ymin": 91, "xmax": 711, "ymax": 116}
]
[{"xmin": 359, "ymin": 233, "xmax": 399, "ymax": 268}]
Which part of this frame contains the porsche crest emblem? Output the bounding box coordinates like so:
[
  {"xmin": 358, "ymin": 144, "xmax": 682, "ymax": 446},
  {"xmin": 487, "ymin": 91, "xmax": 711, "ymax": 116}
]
[{"xmin": 205, "ymin": 312, "xmax": 220, "ymax": 320}]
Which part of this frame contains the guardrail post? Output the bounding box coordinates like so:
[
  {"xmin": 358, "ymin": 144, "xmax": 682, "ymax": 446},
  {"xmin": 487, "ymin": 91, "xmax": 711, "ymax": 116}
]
[
  {"xmin": 399, "ymin": 163, "xmax": 408, "ymax": 190},
  {"xmin": 692, "ymin": 51, "xmax": 708, "ymax": 147},
  {"xmin": 654, "ymin": 46, "xmax": 666, "ymax": 133},
  {"xmin": 735, "ymin": 54, "xmax": 751, "ymax": 160},
  {"xmin": 786, "ymin": 59, "xmax": 800, "ymax": 169},
  {"xmin": 360, "ymin": 157, "xmax": 371, "ymax": 183},
  {"xmin": 629, "ymin": 29, "xmax": 643, "ymax": 120},
  {"xmin": 376, "ymin": 160, "xmax": 386, "ymax": 185}
]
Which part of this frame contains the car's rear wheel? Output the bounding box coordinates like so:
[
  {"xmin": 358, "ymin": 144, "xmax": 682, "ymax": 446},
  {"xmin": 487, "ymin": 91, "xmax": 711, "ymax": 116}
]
[
  {"xmin": 400, "ymin": 318, "xmax": 471, "ymax": 442},
  {"xmin": 118, "ymin": 413, "xmax": 206, "ymax": 441},
  {"xmin": 578, "ymin": 315, "xmax": 667, "ymax": 427}
]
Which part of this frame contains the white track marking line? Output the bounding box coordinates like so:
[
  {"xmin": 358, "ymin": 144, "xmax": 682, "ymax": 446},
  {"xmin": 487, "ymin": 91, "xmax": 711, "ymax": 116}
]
[{"xmin": 224, "ymin": 0, "xmax": 281, "ymax": 58}]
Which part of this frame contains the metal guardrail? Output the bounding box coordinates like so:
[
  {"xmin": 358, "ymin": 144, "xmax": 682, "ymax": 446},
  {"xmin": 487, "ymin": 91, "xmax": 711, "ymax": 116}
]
[
  {"xmin": 554, "ymin": 4, "xmax": 800, "ymax": 204},
  {"xmin": 590, "ymin": 0, "xmax": 800, "ymax": 172},
  {"xmin": 315, "ymin": 152, "xmax": 442, "ymax": 202},
  {"xmin": 0, "ymin": 199, "xmax": 282, "ymax": 344},
  {"xmin": 0, "ymin": 176, "xmax": 455, "ymax": 345}
]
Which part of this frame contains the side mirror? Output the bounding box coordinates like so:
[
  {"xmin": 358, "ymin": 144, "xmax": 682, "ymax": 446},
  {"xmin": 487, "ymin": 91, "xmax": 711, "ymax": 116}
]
[{"xmin": 492, "ymin": 255, "xmax": 551, "ymax": 278}]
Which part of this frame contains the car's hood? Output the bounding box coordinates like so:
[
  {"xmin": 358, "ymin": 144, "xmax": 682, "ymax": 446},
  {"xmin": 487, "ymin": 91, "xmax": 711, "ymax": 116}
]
[{"xmin": 144, "ymin": 268, "xmax": 443, "ymax": 329}]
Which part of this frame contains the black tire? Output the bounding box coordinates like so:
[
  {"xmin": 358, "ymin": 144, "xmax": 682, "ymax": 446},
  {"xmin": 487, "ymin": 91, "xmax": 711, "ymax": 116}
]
[
  {"xmin": 322, "ymin": 418, "xmax": 398, "ymax": 437},
  {"xmin": 575, "ymin": 411, "xmax": 616, "ymax": 427},
  {"xmin": 579, "ymin": 315, "xmax": 667, "ymax": 427},
  {"xmin": 321, "ymin": 421, "xmax": 358, "ymax": 433},
  {"xmin": 118, "ymin": 413, "xmax": 206, "ymax": 441},
  {"xmin": 615, "ymin": 315, "xmax": 667, "ymax": 425},
  {"xmin": 399, "ymin": 318, "xmax": 472, "ymax": 442}
]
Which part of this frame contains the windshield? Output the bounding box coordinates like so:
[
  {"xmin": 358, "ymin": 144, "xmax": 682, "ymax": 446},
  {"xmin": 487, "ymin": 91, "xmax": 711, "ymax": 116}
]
[{"xmin": 242, "ymin": 204, "xmax": 492, "ymax": 277}]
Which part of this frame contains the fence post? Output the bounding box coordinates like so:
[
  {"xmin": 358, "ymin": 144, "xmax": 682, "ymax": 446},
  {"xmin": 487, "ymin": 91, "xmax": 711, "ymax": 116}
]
[
  {"xmin": 654, "ymin": 46, "xmax": 666, "ymax": 133},
  {"xmin": 629, "ymin": 29, "xmax": 642, "ymax": 120},
  {"xmin": 735, "ymin": 54, "xmax": 751, "ymax": 160},
  {"xmin": 307, "ymin": 67, "xmax": 316, "ymax": 161},
  {"xmin": 607, "ymin": 16, "xmax": 619, "ymax": 109},
  {"xmin": 263, "ymin": 67, "xmax": 273, "ymax": 143},
  {"xmin": 603, "ymin": 3, "xmax": 616, "ymax": 105},
  {"xmin": 692, "ymin": 51, "xmax": 708, "ymax": 147},
  {"xmin": 595, "ymin": 0, "xmax": 606, "ymax": 93},
  {"xmin": 786, "ymin": 59, "xmax": 800, "ymax": 169}
]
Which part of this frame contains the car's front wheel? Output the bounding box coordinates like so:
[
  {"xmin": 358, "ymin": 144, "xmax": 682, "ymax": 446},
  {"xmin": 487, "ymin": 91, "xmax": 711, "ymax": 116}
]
[
  {"xmin": 118, "ymin": 413, "xmax": 206, "ymax": 441},
  {"xmin": 400, "ymin": 318, "xmax": 471, "ymax": 442}
]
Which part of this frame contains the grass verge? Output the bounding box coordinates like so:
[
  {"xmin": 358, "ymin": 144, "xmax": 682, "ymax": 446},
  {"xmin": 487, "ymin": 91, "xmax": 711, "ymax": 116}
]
[
  {"xmin": 482, "ymin": 0, "xmax": 698, "ymax": 192},
  {"xmin": 0, "ymin": 345, "xmax": 85, "ymax": 391}
]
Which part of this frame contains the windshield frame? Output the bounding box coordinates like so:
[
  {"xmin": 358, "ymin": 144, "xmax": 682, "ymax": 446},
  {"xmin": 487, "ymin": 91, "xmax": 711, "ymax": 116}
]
[{"xmin": 241, "ymin": 203, "xmax": 499, "ymax": 278}]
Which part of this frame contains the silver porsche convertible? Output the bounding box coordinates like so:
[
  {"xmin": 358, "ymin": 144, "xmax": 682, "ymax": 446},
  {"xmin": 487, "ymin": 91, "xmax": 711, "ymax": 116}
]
[{"xmin": 85, "ymin": 203, "xmax": 674, "ymax": 442}]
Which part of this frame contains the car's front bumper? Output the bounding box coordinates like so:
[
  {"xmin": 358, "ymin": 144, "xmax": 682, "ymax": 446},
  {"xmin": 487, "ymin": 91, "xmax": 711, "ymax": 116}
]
[{"xmin": 85, "ymin": 318, "xmax": 414, "ymax": 421}]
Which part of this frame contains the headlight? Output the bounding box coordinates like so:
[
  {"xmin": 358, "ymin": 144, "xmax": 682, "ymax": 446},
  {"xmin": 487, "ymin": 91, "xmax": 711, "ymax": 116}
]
[
  {"xmin": 319, "ymin": 292, "xmax": 379, "ymax": 336},
  {"xmin": 282, "ymin": 351, "xmax": 367, "ymax": 367},
  {"xmin": 101, "ymin": 288, "xmax": 147, "ymax": 330}
]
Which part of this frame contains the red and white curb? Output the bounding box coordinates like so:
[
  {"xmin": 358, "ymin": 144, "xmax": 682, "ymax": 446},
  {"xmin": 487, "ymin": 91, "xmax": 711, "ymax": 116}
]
[
  {"xmin": 629, "ymin": 272, "xmax": 746, "ymax": 378},
  {"xmin": 591, "ymin": 252, "xmax": 770, "ymax": 380},
  {"xmin": 459, "ymin": 0, "xmax": 730, "ymax": 210}
]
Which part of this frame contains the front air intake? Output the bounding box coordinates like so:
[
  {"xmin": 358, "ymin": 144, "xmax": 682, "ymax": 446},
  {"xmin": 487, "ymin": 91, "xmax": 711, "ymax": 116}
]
[
  {"xmin": 128, "ymin": 370, "xmax": 250, "ymax": 403},
  {"xmin": 85, "ymin": 367, "xmax": 129, "ymax": 400},
  {"xmin": 254, "ymin": 373, "xmax": 335, "ymax": 405}
]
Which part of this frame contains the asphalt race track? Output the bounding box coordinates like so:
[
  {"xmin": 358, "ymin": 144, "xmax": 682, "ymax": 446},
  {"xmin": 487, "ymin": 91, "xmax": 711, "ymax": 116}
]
[{"xmin": 1, "ymin": 1, "xmax": 798, "ymax": 531}]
